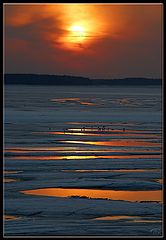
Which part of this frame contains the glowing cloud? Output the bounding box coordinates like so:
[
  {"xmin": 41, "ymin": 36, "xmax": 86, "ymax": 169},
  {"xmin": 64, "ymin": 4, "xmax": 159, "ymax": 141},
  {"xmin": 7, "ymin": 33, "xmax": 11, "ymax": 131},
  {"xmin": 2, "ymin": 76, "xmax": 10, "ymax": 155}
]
[{"xmin": 4, "ymin": 4, "xmax": 163, "ymax": 77}]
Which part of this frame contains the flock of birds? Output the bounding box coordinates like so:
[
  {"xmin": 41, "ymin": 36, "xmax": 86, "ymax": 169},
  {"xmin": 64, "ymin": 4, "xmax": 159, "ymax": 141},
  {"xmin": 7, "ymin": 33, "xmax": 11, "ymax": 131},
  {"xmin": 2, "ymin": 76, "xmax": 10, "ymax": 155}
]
[{"xmin": 63, "ymin": 126, "xmax": 126, "ymax": 134}]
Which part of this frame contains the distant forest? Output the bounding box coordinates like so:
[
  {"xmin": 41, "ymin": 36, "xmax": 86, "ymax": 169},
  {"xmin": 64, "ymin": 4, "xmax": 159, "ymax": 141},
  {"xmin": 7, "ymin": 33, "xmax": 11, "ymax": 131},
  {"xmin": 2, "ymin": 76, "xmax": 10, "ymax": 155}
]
[{"xmin": 4, "ymin": 74, "xmax": 162, "ymax": 86}]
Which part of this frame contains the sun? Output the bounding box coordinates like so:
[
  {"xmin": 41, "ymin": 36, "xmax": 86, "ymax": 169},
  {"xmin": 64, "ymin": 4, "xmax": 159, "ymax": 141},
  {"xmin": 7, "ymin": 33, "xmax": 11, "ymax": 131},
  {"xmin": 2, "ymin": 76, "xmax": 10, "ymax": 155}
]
[
  {"xmin": 58, "ymin": 19, "xmax": 96, "ymax": 50},
  {"xmin": 70, "ymin": 25, "xmax": 85, "ymax": 37},
  {"xmin": 68, "ymin": 25, "xmax": 86, "ymax": 44},
  {"xmin": 57, "ymin": 23, "xmax": 90, "ymax": 50}
]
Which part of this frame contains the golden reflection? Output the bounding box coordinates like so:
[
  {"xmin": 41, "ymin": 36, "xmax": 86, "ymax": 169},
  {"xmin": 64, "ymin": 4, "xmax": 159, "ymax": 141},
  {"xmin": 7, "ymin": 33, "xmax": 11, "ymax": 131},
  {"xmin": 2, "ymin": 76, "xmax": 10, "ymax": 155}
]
[
  {"xmin": 5, "ymin": 150, "xmax": 33, "ymax": 153},
  {"xmin": 79, "ymin": 101, "xmax": 96, "ymax": 106},
  {"xmin": 95, "ymin": 215, "xmax": 162, "ymax": 222},
  {"xmin": 8, "ymin": 154, "xmax": 161, "ymax": 160},
  {"xmin": 155, "ymin": 179, "xmax": 163, "ymax": 184},
  {"xmin": 4, "ymin": 171, "xmax": 22, "ymax": 174},
  {"xmin": 21, "ymin": 188, "xmax": 163, "ymax": 202},
  {"xmin": 62, "ymin": 140, "xmax": 161, "ymax": 147},
  {"xmin": 3, "ymin": 178, "xmax": 16, "ymax": 183},
  {"xmin": 4, "ymin": 215, "xmax": 21, "ymax": 221},
  {"xmin": 133, "ymin": 219, "xmax": 162, "ymax": 223},
  {"xmin": 50, "ymin": 98, "xmax": 96, "ymax": 106},
  {"xmin": 51, "ymin": 98, "xmax": 80, "ymax": 102},
  {"xmin": 95, "ymin": 215, "xmax": 139, "ymax": 221}
]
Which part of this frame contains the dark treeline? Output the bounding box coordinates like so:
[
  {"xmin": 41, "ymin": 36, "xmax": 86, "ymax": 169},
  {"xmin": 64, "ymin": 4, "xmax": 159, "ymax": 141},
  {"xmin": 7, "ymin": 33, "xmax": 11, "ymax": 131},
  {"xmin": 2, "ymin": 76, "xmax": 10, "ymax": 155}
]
[{"xmin": 4, "ymin": 74, "xmax": 162, "ymax": 86}]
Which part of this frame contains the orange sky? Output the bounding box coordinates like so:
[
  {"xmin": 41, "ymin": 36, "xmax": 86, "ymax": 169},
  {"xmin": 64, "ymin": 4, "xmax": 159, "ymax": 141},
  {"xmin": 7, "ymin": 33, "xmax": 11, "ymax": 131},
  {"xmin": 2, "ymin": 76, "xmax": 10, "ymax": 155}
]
[{"xmin": 4, "ymin": 4, "xmax": 163, "ymax": 78}]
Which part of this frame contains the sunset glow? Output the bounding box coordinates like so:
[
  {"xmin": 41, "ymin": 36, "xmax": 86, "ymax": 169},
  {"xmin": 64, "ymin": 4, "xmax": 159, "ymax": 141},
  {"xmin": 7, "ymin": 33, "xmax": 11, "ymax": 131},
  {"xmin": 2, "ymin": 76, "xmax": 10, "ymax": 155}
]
[
  {"xmin": 4, "ymin": 3, "xmax": 163, "ymax": 236},
  {"xmin": 5, "ymin": 3, "xmax": 163, "ymax": 77}
]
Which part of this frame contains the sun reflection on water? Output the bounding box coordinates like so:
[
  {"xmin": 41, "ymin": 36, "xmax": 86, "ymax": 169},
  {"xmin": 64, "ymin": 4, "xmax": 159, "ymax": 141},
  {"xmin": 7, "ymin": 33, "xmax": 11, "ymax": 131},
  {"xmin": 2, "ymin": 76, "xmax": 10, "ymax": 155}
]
[
  {"xmin": 7, "ymin": 154, "xmax": 161, "ymax": 160},
  {"xmin": 21, "ymin": 188, "xmax": 163, "ymax": 202}
]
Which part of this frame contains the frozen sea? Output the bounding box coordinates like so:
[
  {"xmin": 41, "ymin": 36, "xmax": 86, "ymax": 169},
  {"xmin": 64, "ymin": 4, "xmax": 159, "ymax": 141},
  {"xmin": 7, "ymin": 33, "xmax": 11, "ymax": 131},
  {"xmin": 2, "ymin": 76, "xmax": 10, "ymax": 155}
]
[{"xmin": 4, "ymin": 85, "xmax": 163, "ymax": 236}]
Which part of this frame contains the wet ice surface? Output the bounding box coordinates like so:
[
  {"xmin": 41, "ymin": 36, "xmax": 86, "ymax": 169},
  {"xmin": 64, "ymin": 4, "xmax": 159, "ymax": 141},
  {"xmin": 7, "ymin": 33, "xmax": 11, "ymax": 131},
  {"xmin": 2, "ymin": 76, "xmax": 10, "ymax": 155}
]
[{"xmin": 4, "ymin": 85, "xmax": 163, "ymax": 236}]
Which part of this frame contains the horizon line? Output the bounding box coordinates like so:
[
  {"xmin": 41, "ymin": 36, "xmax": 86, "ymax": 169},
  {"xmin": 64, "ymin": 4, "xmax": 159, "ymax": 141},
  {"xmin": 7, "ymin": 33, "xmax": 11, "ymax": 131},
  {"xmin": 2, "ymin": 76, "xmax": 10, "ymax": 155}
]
[{"xmin": 4, "ymin": 73, "xmax": 161, "ymax": 80}]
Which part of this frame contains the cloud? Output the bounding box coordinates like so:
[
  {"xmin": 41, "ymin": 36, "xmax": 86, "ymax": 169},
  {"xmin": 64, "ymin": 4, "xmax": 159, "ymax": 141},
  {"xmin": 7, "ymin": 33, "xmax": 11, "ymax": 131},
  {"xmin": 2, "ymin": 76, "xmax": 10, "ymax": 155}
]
[{"xmin": 4, "ymin": 4, "xmax": 163, "ymax": 78}]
